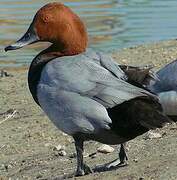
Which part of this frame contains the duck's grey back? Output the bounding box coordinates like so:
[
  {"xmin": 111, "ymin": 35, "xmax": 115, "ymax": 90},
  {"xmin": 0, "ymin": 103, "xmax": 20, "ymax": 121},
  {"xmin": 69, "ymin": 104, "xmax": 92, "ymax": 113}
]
[{"xmin": 149, "ymin": 59, "xmax": 177, "ymax": 93}]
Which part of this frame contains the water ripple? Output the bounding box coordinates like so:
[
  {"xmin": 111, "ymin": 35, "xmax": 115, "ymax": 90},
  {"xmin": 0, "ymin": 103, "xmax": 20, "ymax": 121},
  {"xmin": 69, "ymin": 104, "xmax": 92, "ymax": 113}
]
[{"xmin": 1, "ymin": 0, "xmax": 177, "ymax": 67}]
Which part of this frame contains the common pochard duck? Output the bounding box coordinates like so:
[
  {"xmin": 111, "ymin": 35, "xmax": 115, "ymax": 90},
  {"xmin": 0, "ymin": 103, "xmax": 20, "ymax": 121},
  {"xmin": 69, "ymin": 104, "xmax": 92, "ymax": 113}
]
[
  {"xmin": 5, "ymin": 2, "xmax": 171, "ymax": 176},
  {"xmin": 148, "ymin": 60, "xmax": 177, "ymax": 121},
  {"xmin": 120, "ymin": 62, "xmax": 177, "ymax": 121}
]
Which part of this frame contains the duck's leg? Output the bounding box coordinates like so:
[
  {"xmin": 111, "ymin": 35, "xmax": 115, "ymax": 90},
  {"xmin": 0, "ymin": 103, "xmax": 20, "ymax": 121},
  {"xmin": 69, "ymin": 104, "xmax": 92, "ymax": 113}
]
[
  {"xmin": 74, "ymin": 137, "xmax": 93, "ymax": 176},
  {"xmin": 94, "ymin": 143, "xmax": 128, "ymax": 172},
  {"xmin": 118, "ymin": 143, "xmax": 128, "ymax": 166}
]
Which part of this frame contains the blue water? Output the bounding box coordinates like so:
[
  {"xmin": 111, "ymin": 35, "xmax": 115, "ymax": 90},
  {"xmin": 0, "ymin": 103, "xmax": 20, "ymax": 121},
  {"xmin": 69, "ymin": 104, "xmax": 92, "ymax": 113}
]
[{"xmin": 1, "ymin": 0, "xmax": 177, "ymax": 67}]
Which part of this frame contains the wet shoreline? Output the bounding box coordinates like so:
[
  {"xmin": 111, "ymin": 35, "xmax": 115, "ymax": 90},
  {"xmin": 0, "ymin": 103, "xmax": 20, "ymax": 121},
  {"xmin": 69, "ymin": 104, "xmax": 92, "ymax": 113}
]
[{"xmin": 2, "ymin": 39, "xmax": 177, "ymax": 72}]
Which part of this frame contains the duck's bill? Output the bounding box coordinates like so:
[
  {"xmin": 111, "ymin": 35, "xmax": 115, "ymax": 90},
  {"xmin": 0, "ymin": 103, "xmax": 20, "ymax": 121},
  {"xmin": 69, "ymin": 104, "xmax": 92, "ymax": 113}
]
[{"xmin": 5, "ymin": 26, "xmax": 39, "ymax": 52}]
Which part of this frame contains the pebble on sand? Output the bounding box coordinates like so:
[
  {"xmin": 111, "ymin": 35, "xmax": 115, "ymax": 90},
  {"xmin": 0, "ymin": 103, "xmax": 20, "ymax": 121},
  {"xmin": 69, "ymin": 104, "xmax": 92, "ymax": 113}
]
[
  {"xmin": 52, "ymin": 144, "xmax": 67, "ymax": 156},
  {"xmin": 97, "ymin": 144, "xmax": 114, "ymax": 154},
  {"xmin": 58, "ymin": 150, "xmax": 67, "ymax": 156},
  {"xmin": 145, "ymin": 131, "xmax": 162, "ymax": 140},
  {"xmin": 53, "ymin": 144, "xmax": 65, "ymax": 151}
]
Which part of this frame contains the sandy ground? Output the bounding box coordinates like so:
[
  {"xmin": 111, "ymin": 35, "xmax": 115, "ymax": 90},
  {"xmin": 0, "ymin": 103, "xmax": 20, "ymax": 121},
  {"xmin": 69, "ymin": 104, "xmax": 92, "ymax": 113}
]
[{"xmin": 0, "ymin": 40, "xmax": 177, "ymax": 180}]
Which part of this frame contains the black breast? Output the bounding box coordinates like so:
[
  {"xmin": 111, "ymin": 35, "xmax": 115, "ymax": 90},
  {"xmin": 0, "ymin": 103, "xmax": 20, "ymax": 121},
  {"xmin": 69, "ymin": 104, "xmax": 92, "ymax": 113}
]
[{"xmin": 28, "ymin": 55, "xmax": 51, "ymax": 106}]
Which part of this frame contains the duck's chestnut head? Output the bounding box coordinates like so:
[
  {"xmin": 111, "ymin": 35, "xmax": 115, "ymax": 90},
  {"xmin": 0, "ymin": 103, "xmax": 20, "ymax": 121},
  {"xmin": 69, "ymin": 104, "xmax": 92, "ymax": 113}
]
[{"xmin": 5, "ymin": 2, "xmax": 88, "ymax": 54}]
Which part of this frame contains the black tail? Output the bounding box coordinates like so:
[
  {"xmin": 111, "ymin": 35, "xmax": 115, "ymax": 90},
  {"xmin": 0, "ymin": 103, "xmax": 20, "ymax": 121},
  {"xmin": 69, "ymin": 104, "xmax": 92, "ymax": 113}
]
[{"xmin": 108, "ymin": 96, "xmax": 171, "ymax": 140}]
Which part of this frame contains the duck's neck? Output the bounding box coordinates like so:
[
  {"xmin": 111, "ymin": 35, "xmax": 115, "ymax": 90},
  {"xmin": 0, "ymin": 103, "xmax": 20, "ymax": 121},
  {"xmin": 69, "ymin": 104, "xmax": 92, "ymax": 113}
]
[{"xmin": 28, "ymin": 44, "xmax": 86, "ymax": 105}]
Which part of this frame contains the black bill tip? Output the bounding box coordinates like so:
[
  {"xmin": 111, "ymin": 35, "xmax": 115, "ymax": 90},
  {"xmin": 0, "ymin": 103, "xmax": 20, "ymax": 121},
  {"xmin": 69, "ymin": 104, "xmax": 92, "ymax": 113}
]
[
  {"xmin": 4, "ymin": 45, "xmax": 21, "ymax": 52},
  {"xmin": 4, "ymin": 25, "xmax": 39, "ymax": 52}
]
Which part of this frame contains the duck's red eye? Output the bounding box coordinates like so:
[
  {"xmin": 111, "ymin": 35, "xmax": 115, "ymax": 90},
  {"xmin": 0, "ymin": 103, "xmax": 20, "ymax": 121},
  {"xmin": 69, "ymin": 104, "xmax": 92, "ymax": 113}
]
[{"xmin": 42, "ymin": 16, "xmax": 50, "ymax": 23}]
